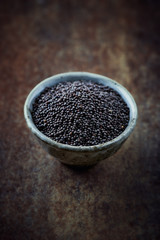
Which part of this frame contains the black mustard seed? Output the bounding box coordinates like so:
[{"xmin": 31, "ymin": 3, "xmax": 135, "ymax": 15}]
[{"xmin": 32, "ymin": 81, "xmax": 130, "ymax": 146}]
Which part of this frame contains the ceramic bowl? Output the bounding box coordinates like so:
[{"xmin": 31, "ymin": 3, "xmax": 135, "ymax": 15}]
[{"xmin": 24, "ymin": 72, "xmax": 138, "ymax": 166}]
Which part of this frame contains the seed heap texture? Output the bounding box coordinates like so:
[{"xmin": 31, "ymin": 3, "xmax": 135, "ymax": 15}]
[{"xmin": 32, "ymin": 81, "xmax": 130, "ymax": 146}]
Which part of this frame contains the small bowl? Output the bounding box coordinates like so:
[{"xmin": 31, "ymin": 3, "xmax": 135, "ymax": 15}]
[{"xmin": 24, "ymin": 72, "xmax": 138, "ymax": 166}]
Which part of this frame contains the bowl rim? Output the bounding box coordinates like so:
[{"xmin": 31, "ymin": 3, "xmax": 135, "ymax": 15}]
[{"xmin": 24, "ymin": 72, "xmax": 138, "ymax": 152}]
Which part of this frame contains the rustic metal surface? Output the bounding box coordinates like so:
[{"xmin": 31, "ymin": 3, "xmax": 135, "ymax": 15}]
[{"xmin": 0, "ymin": 0, "xmax": 160, "ymax": 239}]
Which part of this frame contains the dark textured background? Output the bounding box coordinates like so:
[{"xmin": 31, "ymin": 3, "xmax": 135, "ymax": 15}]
[{"xmin": 0, "ymin": 0, "xmax": 160, "ymax": 239}]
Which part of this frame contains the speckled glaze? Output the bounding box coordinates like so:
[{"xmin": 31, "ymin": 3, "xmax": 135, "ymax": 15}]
[{"xmin": 24, "ymin": 72, "xmax": 138, "ymax": 166}]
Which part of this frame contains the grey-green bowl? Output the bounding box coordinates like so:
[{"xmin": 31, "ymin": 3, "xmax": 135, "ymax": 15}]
[{"xmin": 24, "ymin": 72, "xmax": 138, "ymax": 166}]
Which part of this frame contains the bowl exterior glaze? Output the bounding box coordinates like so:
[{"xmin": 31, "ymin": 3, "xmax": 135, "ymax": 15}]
[
  {"xmin": 24, "ymin": 72, "xmax": 138, "ymax": 166},
  {"xmin": 35, "ymin": 135, "xmax": 126, "ymax": 166}
]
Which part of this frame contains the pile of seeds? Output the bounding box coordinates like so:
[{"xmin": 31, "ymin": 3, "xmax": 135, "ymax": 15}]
[{"xmin": 32, "ymin": 80, "xmax": 130, "ymax": 146}]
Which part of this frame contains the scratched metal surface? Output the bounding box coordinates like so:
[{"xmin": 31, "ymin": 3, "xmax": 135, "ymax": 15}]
[{"xmin": 0, "ymin": 0, "xmax": 160, "ymax": 239}]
